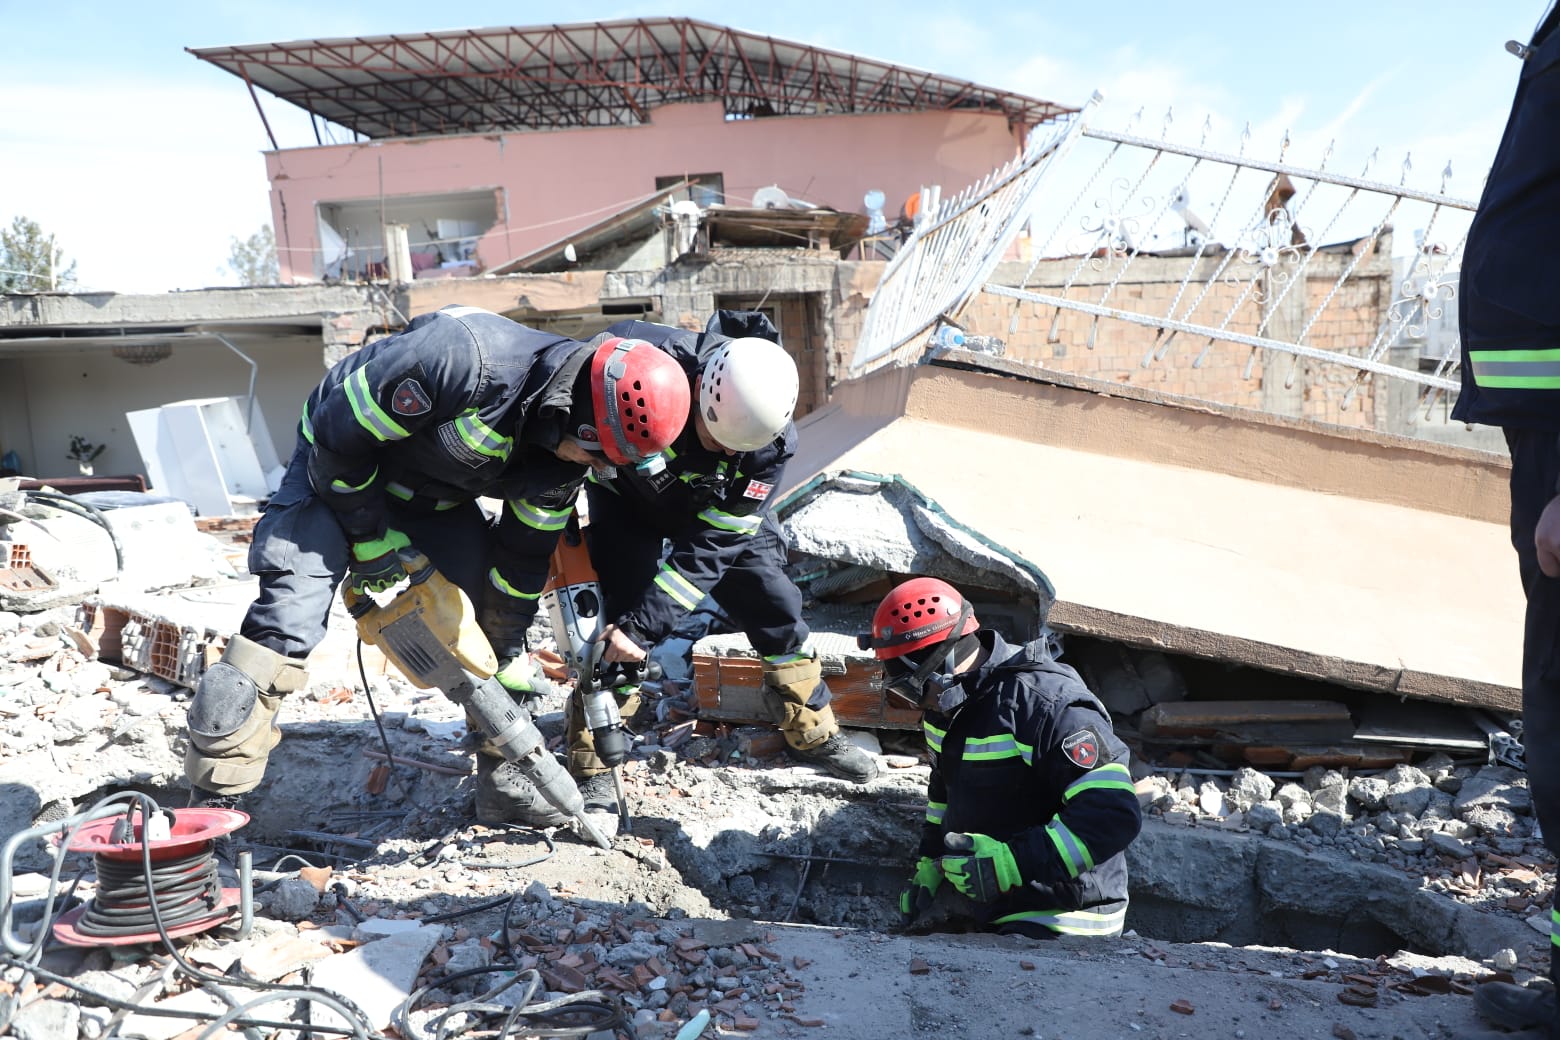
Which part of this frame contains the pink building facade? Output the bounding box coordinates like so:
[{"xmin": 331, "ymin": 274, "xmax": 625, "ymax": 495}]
[{"xmin": 265, "ymin": 101, "xmax": 1026, "ymax": 283}]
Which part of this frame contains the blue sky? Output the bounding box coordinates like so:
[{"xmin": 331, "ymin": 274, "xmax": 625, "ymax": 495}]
[{"xmin": 0, "ymin": 0, "xmax": 1546, "ymax": 293}]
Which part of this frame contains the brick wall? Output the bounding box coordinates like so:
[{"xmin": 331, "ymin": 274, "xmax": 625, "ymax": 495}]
[{"xmin": 895, "ymin": 234, "xmax": 1394, "ymax": 428}]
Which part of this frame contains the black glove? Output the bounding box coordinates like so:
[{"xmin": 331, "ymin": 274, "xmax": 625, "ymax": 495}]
[{"xmin": 347, "ymin": 529, "xmax": 411, "ymax": 595}]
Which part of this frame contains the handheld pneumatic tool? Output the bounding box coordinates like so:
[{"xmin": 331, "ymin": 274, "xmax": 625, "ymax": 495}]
[{"xmin": 345, "ymin": 551, "xmax": 611, "ymax": 848}]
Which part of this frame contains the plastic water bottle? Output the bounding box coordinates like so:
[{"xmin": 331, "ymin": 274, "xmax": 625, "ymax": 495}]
[
  {"xmin": 963, "ymin": 334, "xmax": 1006, "ymax": 356},
  {"xmin": 929, "ymin": 326, "xmax": 966, "ymax": 351}
]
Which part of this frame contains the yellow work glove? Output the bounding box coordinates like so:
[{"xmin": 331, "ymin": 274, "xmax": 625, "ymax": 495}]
[{"xmin": 898, "ymin": 855, "xmax": 944, "ymax": 926}]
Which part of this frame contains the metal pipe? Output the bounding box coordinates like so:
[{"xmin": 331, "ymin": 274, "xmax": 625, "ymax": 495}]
[
  {"xmin": 236, "ymin": 850, "xmax": 254, "ymax": 939},
  {"xmin": 205, "ymin": 331, "xmax": 260, "ymax": 433},
  {"xmin": 285, "ymin": 830, "xmax": 381, "ymax": 852},
  {"xmin": 1079, "ymin": 127, "xmax": 1479, "ymax": 211}
]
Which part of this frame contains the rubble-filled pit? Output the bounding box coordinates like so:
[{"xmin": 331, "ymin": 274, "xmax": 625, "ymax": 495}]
[
  {"xmin": 1, "ymin": 600, "xmax": 1549, "ymax": 1008},
  {"xmin": 201, "ymin": 714, "xmax": 1540, "ymax": 967}
]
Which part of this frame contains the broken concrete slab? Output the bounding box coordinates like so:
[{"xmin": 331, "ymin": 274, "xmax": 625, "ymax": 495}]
[
  {"xmin": 309, "ymin": 923, "xmax": 443, "ymax": 1031},
  {"xmin": 781, "ymin": 357, "xmax": 1521, "ymax": 711},
  {"xmin": 6, "ymin": 999, "xmax": 79, "ymax": 1040}
]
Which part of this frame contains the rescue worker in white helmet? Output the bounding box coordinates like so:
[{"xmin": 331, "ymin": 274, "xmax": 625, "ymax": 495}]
[
  {"xmin": 865, "ymin": 577, "xmax": 1141, "ymax": 939},
  {"xmin": 181, "ymin": 305, "xmax": 690, "ymax": 838},
  {"xmin": 508, "ymin": 311, "xmax": 878, "ymax": 838}
]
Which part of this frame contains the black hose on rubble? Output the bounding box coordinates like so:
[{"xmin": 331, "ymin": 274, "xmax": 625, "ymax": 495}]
[{"xmin": 22, "ymin": 489, "xmax": 125, "ymax": 577}]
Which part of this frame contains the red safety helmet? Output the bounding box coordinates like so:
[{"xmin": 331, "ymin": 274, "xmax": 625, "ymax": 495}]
[
  {"xmin": 868, "ymin": 577, "xmax": 979, "ymax": 660},
  {"xmin": 589, "ymin": 338, "xmax": 691, "ymax": 466}
]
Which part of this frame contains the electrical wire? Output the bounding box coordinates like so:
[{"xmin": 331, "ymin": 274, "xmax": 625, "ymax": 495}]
[
  {"xmin": 0, "ymin": 791, "xmax": 381, "ymax": 1039},
  {"xmin": 357, "ymin": 638, "xmax": 400, "ymax": 783},
  {"xmin": 393, "ymin": 965, "xmax": 629, "ymax": 1040},
  {"xmin": 0, "ymin": 961, "xmax": 375, "ymax": 1038},
  {"xmin": 75, "ymin": 847, "xmax": 222, "ymax": 937},
  {"xmin": 20, "ymin": 490, "xmax": 124, "ymax": 576}
]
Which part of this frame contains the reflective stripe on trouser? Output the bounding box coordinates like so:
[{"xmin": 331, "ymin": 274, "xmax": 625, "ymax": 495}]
[
  {"xmin": 184, "ymin": 634, "xmax": 308, "ymax": 796},
  {"xmin": 992, "ymin": 901, "xmax": 1128, "ymax": 937},
  {"xmin": 564, "ymin": 685, "xmax": 643, "ymax": 776},
  {"xmin": 761, "ymin": 654, "xmax": 836, "ymax": 751}
]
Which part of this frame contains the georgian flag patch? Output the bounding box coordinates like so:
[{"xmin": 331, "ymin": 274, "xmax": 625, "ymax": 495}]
[
  {"xmin": 742, "ymin": 479, "xmax": 774, "ymax": 501},
  {"xmin": 392, "ymin": 378, "xmax": 432, "ymax": 416},
  {"xmin": 1061, "ymin": 728, "xmax": 1100, "ymax": 768}
]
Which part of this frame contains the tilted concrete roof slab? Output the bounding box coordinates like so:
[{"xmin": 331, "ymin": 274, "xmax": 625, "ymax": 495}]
[{"xmin": 780, "ymin": 354, "xmax": 1521, "ymax": 712}]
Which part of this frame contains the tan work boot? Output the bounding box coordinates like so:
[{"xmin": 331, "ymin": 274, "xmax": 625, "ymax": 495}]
[
  {"xmin": 474, "ymin": 756, "xmax": 570, "ymax": 828},
  {"xmin": 1472, "ymin": 981, "xmax": 1556, "ymax": 1032},
  {"xmin": 787, "ymin": 732, "xmax": 878, "ymax": 783}
]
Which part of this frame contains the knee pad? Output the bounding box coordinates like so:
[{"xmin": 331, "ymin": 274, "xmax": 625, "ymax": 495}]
[
  {"xmin": 772, "ymin": 699, "xmax": 837, "ymax": 750},
  {"xmin": 762, "ymin": 650, "xmax": 826, "ymax": 706},
  {"xmin": 185, "ymin": 634, "xmax": 307, "ymax": 795},
  {"xmin": 188, "ymin": 661, "xmax": 262, "ymax": 743}
]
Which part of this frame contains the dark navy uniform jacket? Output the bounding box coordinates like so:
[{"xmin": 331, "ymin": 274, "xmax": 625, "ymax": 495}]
[
  {"xmin": 1455, "ymin": 5, "xmax": 1560, "ymax": 431},
  {"xmin": 919, "ymin": 631, "xmax": 1142, "ymax": 936},
  {"xmin": 298, "ymin": 305, "xmax": 592, "ymax": 635},
  {"xmin": 585, "ymin": 312, "xmax": 794, "ymax": 646}
]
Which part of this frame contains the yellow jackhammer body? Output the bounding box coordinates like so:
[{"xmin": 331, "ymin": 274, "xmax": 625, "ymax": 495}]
[{"xmin": 346, "ymin": 553, "xmax": 609, "ymax": 848}]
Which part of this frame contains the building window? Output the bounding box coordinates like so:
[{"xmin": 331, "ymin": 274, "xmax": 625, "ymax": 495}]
[{"xmin": 657, "ymin": 173, "xmax": 724, "ymax": 208}]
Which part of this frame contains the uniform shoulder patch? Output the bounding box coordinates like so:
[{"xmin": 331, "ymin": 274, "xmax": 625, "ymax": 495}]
[
  {"xmin": 392, "ymin": 378, "xmax": 432, "ymax": 416},
  {"xmin": 742, "ymin": 479, "xmax": 774, "ymax": 500},
  {"xmin": 1061, "ymin": 728, "xmax": 1101, "ymax": 769}
]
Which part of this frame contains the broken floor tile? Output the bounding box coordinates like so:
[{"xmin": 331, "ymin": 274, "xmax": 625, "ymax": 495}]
[{"xmin": 309, "ymin": 924, "xmax": 443, "ymax": 1031}]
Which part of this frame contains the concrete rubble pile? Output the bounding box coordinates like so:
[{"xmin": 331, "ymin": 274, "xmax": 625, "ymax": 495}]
[{"xmin": 0, "ymin": 516, "xmax": 1556, "ymax": 1038}]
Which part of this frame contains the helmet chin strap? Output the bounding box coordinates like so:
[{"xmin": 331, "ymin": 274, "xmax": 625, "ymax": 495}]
[
  {"xmin": 889, "ymin": 602, "xmax": 972, "ymax": 710},
  {"xmin": 922, "ymin": 633, "xmax": 983, "ymax": 713}
]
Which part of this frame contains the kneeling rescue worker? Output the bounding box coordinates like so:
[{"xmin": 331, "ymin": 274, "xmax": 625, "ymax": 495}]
[
  {"xmin": 866, "ymin": 577, "xmax": 1142, "ymax": 938},
  {"xmin": 181, "ymin": 305, "xmax": 691, "ymax": 837}
]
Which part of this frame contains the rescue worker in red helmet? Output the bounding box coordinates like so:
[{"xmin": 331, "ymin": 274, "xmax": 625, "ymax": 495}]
[
  {"xmin": 533, "ymin": 311, "xmax": 877, "ymax": 836},
  {"xmin": 181, "ymin": 305, "xmax": 690, "ymax": 833},
  {"xmin": 866, "ymin": 577, "xmax": 1141, "ymax": 938}
]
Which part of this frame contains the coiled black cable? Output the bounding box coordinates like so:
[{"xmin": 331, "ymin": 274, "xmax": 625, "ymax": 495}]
[{"xmin": 75, "ymin": 847, "xmax": 224, "ymax": 938}]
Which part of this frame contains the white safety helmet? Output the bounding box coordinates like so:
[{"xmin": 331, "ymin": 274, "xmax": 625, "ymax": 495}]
[{"xmin": 698, "ymin": 337, "xmax": 799, "ymax": 451}]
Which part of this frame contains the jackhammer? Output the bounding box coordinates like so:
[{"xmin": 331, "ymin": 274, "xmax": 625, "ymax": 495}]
[
  {"xmin": 346, "ymin": 552, "xmax": 610, "ymax": 848},
  {"xmin": 541, "ymin": 524, "xmax": 660, "ymax": 832}
]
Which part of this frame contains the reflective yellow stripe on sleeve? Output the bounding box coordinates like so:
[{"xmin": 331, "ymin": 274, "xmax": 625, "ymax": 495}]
[
  {"xmin": 330, "ymin": 467, "xmax": 378, "ymax": 494},
  {"xmin": 507, "ymin": 498, "xmax": 572, "ymax": 532},
  {"xmin": 488, "ymin": 568, "xmax": 539, "ymax": 602},
  {"xmin": 992, "ymin": 904, "xmax": 1126, "ymax": 937},
  {"xmin": 697, "ymin": 508, "xmax": 762, "ymax": 535},
  {"xmin": 1064, "ymin": 762, "xmax": 1135, "ymax": 800},
  {"xmin": 1043, "ymin": 818, "xmax": 1095, "ymax": 878},
  {"xmin": 1469, "ymin": 348, "xmax": 1560, "ymax": 389},
  {"xmin": 345, "ymin": 367, "xmax": 411, "ymax": 442},
  {"xmin": 455, "ymin": 409, "xmax": 513, "ymax": 460}
]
